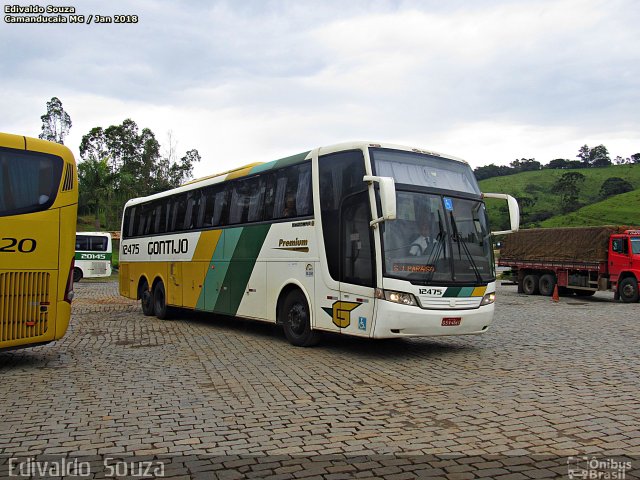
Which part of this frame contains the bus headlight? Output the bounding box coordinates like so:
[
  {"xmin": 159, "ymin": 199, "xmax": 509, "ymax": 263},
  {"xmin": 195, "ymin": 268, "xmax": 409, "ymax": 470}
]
[
  {"xmin": 480, "ymin": 292, "xmax": 496, "ymax": 306},
  {"xmin": 376, "ymin": 288, "xmax": 417, "ymax": 306}
]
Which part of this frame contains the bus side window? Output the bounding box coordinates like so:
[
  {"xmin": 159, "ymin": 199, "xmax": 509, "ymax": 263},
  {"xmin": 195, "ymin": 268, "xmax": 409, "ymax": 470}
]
[
  {"xmin": 319, "ymin": 150, "xmax": 367, "ymax": 281},
  {"xmin": 171, "ymin": 195, "xmax": 188, "ymax": 232},
  {"xmin": 263, "ymin": 173, "xmax": 276, "ymax": 220},
  {"xmin": 247, "ymin": 176, "xmax": 266, "ymax": 223},
  {"xmin": 213, "ymin": 187, "xmax": 229, "ymax": 227},
  {"xmin": 76, "ymin": 235, "xmax": 88, "ymax": 250},
  {"xmin": 295, "ymin": 163, "xmax": 312, "ymax": 217}
]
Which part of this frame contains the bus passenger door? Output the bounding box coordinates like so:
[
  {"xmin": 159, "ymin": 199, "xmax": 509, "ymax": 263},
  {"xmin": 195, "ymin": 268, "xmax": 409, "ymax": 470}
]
[
  {"xmin": 338, "ymin": 192, "xmax": 376, "ymax": 337},
  {"xmin": 168, "ymin": 262, "xmax": 183, "ymax": 306}
]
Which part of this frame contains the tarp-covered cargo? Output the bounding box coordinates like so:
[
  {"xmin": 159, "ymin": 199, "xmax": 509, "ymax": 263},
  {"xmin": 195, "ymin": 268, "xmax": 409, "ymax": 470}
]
[{"xmin": 500, "ymin": 226, "xmax": 634, "ymax": 263}]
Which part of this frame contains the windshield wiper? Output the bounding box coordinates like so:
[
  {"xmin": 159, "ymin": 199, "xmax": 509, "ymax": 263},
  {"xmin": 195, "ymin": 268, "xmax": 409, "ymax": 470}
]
[{"xmin": 449, "ymin": 211, "xmax": 483, "ymax": 283}]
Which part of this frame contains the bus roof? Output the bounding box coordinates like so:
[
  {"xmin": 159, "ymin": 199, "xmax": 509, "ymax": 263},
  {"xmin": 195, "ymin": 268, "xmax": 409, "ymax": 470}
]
[{"xmin": 123, "ymin": 141, "xmax": 470, "ymax": 208}]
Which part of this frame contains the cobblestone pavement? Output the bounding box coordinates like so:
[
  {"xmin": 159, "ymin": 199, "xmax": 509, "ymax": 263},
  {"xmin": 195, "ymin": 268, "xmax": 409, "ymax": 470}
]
[{"xmin": 1, "ymin": 281, "xmax": 639, "ymax": 479}]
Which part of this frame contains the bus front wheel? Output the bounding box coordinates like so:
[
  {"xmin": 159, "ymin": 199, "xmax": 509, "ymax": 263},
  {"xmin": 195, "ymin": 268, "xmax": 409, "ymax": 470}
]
[
  {"xmin": 73, "ymin": 267, "xmax": 83, "ymax": 283},
  {"xmin": 153, "ymin": 281, "xmax": 173, "ymax": 320},
  {"xmin": 281, "ymin": 290, "xmax": 318, "ymax": 347}
]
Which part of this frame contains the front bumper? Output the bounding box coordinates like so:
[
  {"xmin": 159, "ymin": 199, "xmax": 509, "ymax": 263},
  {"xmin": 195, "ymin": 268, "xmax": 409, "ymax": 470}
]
[{"xmin": 371, "ymin": 300, "xmax": 494, "ymax": 338}]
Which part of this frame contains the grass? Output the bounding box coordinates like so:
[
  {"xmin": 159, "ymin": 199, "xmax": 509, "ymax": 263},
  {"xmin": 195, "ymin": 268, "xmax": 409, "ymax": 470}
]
[
  {"xmin": 541, "ymin": 189, "xmax": 640, "ymax": 227},
  {"xmin": 479, "ymin": 163, "xmax": 640, "ymax": 229}
]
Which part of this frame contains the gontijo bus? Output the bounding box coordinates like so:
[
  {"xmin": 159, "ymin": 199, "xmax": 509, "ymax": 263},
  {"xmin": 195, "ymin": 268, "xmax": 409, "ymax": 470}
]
[
  {"xmin": 0, "ymin": 132, "xmax": 78, "ymax": 350},
  {"xmin": 74, "ymin": 232, "xmax": 113, "ymax": 281},
  {"xmin": 119, "ymin": 142, "xmax": 519, "ymax": 346}
]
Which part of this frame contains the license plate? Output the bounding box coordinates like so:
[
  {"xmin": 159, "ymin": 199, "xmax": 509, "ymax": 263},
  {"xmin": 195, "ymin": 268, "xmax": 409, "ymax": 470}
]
[{"xmin": 441, "ymin": 317, "xmax": 462, "ymax": 326}]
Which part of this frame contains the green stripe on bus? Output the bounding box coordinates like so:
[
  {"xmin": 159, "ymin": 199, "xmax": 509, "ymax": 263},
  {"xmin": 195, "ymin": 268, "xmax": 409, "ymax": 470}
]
[
  {"xmin": 458, "ymin": 287, "xmax": 475, "ymax": 297},
  {"xmin": 273, "ymin": 151, "xmax": 310, "ymax": 169},
  {"xmin": 197, "ymin": 228, "xmax": 244, "ymax": 312},
  {"xmin": 249, "ymin": 151, "xmax": 311, "ymax": 175},
  {"xmin": 442, "ymin": 287, "xmax": 462, "ymax": 297},
  {"xmin": 217, "ymin": 224, "xmax": 271, "ymax": 315}
]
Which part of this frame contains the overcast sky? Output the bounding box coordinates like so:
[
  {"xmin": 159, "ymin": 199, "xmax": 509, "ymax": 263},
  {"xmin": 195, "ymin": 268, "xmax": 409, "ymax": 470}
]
[{"xmin": 2, "ymin": 0, "xmax": 639, "ymax": 177}]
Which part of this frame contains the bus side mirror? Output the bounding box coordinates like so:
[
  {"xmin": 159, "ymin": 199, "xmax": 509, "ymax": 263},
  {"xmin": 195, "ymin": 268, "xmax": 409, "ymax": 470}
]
[
  {"xmin": 482, "ymin": 193, "xmax": 520, "ymax": 235},
  {"xmin": 363, "ymin": 175, "xmax": 396, "ymax": 226}
]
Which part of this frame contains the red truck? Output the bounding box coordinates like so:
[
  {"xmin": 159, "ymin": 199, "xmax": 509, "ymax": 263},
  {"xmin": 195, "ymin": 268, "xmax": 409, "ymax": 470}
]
[{"xmin": 498, "ymin": 226, "xmax": 640, "ymax": 303}]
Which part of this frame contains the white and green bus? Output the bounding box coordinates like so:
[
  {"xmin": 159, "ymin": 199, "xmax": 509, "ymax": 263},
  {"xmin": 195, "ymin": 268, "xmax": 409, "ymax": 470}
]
[
  {"xmin": 119, "ymin": 142, "xmax": 519, "ymax": 346},
  {"xmin": 74, "ymin": 232, "xmax": 112, "ymax": 281}
]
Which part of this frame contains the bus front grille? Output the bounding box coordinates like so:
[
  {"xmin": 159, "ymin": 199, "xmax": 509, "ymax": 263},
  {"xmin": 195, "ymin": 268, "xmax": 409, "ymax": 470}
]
[{"xmin": 0, "ymin": 272, "xmax": 50, "ymax": 342}]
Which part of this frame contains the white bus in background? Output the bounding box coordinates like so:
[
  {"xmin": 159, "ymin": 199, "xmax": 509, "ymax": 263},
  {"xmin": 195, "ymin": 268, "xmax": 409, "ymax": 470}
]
[{"xmin": 74, "ymin": 232, "xmax": 112, "ymax": 281}]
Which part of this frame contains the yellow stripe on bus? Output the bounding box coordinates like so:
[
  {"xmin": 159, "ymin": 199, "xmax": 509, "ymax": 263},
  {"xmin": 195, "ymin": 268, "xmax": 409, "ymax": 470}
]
[
  {"xmin": 472, "ymin": 286, "xmax": 487, "ymax": 297},
  {"xmin": 193, "ymin": 230, "xmax": 222, "ymax": 262}
]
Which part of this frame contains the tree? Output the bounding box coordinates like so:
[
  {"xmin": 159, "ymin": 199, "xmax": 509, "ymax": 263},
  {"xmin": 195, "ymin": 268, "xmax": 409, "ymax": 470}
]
[
  {"xmin": 577, "ymin": 144, "xmax": 590, "ymax": 167},
  {"xmin": 554, "ymin": 172, "xmax": 585, "ymax": 213},
  {"xmin": 589, "ymin": 145, "xmax": 611, "ymax": 167},
  {"xmin": 510, "ymin": 158, "xmax": 541, "ymax": 172},
  {"xmin": 631, "ymin": 153, "xmax": 640, "ymax": 164},
  {"xmin": 78, "ymin": 120, "xmax": 200, "ymax": 228},
  {"xmin": 473, "ymin": 163, "xmax": 513, "ymax": 180},
  {"xmin": 79, "ymin": 119, "xmax": 162, "ymax": 198},
  {"xmin": 39, "ymin": 97, "xmax": 72, "ymax": 144},
  {"xmin": 599, "ymin": 177, "xmax": 634, "ymax": 199},
  {"xmin": 77, "ymin": 157, "xmax": 116, "ymax": 227},
  {"xmin": 170, "ymin": 149, "xmax": 201, "ymax": 187},
  {"xmin": 547, "ymin": 158, "xmax": 570, "ymax": 169}
]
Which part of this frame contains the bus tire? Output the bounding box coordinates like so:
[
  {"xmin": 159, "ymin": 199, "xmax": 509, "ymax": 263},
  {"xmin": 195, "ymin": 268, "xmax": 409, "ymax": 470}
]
[
  {"xmin": 153, "ymin": 281, "xmax": 173, "ymax": 320},
  {"xmin": 140, "ymin": 280, "xmax": 154, "ymax": 316},
  {"xmin": 281, "ymin": 290, "xmax": 318, "ymax": 347},
  {"xmin": 522, "ymin": 274, "xmax": 539, "ymax": 295},
  {"xmin": 619, "ymin": 277, "xmax": 639, "ymax": 303},
  {"xmin": 73, "ymin": 267, "xmax": 83, "ymax": 283},
  {"xmin": 538, "ymin": 274, "xmax": 556, "ymax": 296}
]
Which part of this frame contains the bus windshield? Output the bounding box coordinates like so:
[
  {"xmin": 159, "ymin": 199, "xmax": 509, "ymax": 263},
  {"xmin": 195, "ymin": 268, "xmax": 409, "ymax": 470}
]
[
  {"xmin": 382, "ymin": 191, "xmax": 495, "ymax": 284},
  {"xmin": 371, "ymin": 148, "xmax": 480, "ymax": 194},
  {"xmin": 0, "ymin": 148, "xmax": 62, "ymax": 216}
]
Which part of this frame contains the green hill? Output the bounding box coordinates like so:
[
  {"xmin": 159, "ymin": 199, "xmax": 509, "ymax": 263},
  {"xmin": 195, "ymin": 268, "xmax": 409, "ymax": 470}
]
[
  {"xmin": 540, "ymin": 189, "xmax": 640, "ymax": 227},
  {"xmin": 478, "ymin": 163, "xmax": 640, "ymax": 230}
]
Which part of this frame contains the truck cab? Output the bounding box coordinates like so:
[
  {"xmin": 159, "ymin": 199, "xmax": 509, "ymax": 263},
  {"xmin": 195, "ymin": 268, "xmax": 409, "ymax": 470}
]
[{"xmin": 609, "ymin": 230, "xmax": 640, "ymax": 302}]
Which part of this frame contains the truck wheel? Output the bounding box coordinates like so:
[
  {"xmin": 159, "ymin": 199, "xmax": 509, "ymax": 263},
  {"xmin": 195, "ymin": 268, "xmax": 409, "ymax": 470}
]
[
  {"xmin": 281, "ymin": 290, "xmax": 318, "ymax": 347},
  {"xmin": 619, "ymin": 277, "xmax": 639, "ymax": 303},
  {"xmin": 522, "ymin": 274, "xmax": 540, "ymax": 295},
  {"xmin": 538, "ymin": 274, "xmax": 556, "ymax": 296}
]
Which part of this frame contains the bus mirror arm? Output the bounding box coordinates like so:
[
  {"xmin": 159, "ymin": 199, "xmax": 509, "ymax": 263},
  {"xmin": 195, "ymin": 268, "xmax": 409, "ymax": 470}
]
[
  {"xmin": 482, "ymin": 193, "xmax": 520, "ymax": 235},
  {"xmin": 363, "ymin": 175, "xmax": 397, "ymax": 227}
]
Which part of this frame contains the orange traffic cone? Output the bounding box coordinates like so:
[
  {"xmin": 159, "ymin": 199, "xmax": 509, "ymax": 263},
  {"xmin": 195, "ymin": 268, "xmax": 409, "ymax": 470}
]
[{"xmin": 552, "ymin": 284, "xmax": 559, "ymax": 302}]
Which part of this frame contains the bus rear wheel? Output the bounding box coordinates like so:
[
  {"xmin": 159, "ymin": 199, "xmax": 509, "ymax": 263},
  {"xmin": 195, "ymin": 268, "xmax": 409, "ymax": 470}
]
[
  {"xmin": 281, "ymin": 290, "xmax": 318, "ymax": 347},
  {"xmin": 153, "ymin": 281, "xmax": 173, "ymax": 320},
  {"xmin": 73, "ymin": 267, "xmax": 83, "ymax": 283},
  {"xmin": 140, "ymin": 280, "xmax": 154, "ymax": 316}
]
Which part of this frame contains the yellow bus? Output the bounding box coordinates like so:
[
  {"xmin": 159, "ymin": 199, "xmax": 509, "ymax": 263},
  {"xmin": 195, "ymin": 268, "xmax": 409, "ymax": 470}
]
[
  {"xmin": 0, "ymin": 132, "xmax": 78, "ymax": 350},
  {"xmin": 119, "ymin": 142, "xmax": 518, "ymax": 346}
]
